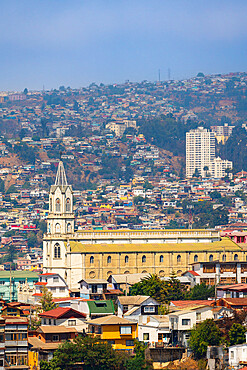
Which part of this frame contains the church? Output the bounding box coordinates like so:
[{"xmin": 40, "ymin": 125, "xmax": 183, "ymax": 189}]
[{"xmin": 43, "ymin": 161, "xmax": 244, "ymax": 291}]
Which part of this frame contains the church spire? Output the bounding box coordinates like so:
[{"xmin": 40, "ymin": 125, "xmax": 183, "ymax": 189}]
[{"xmin": 55, "ymin": 161, "xmax": 68, "ymax": 186}]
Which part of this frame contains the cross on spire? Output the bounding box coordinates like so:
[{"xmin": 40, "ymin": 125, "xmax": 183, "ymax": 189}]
[{"xmin": 55, "ymin": 161, "xmax": 68, "ymax": 186}]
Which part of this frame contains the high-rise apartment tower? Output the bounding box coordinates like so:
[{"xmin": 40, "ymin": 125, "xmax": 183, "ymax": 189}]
[{"xmin": 186, "ymin": 127, "xmax": 215, "ymax": 178}]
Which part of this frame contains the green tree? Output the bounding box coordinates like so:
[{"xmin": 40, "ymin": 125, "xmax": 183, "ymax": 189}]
[
  {"xmin": 188, "ymin": 283, "xmax": 215, "ymax": 300},
  {"xmin": 166, "ymin": 271, "xmax": 186, "ymax": 301},
  {"xmin": 190, "ymin": 319, "xmax": 221, "ymax": 359},
  {"xmin": 130, "ymin": 274, "xmax": 168, "ymax": 303},
  {"xmin": 229, "ymin": 323, "xmax": 246, "ymax": 346},
  {"xmin": 39, "ymin": 286, "xmax": 57, "ymax": 312},
  {"xmin": 27, "ymin": 232, "xmax": 37, "ymax": 248}
]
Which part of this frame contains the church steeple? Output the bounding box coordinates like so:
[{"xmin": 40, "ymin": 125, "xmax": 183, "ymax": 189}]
[
  {"xmin": 55, "ymin": 161, "xmax": 68, "ymax": 187},
  {"xmin": 47, "ymin": 160, "xmax": 75, "ymax": 235}
]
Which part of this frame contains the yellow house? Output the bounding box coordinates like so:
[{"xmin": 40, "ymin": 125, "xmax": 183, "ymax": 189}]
[{"xmin": 87, "ymin": 315, "xmax": 138, "ymax": 350}]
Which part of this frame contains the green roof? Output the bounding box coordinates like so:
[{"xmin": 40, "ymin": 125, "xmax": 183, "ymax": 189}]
[
  {"xmin": 69, "ymin": 237, "xmax": 241, "ymax": 254},
  {"xmin": 87, "ymin": 300, "xmax": 114, "ymax": 315},
  {"xmin": 0, "ymin": 271, "xmax": 39, "ymax": 279}
]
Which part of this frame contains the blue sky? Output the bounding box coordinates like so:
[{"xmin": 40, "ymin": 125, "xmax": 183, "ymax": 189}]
[{"xmin": 1, "ymin": 0, "xmax": 247, "ymax": 90}]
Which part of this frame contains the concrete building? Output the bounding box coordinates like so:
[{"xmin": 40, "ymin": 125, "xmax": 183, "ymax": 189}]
[
  {"xmin": 186, "ymin": 127, "xmax": 232, "ymax": 178},
  {"xmin": 209, "ymin": 157, "xmax": 232, "ymax": 179},
  {"xmin": 186, "ymin": 127, "xmax": 215, "ymax": 178}
]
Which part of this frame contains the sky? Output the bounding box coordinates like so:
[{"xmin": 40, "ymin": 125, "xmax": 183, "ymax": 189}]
[{"xmin": 1, "ymin": 0, "xmax": 247, "ymax": 91}]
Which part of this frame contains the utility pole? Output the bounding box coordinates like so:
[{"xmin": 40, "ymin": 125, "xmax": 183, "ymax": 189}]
[{"xmin": 9, "ymin": 265, "xmax": 12, "ymax": 302}]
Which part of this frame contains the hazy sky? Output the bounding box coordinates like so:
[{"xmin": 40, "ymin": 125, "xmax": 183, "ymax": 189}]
[{"xmin": 1, "ymin": 0, "xmax": 247, "ymax": 91}]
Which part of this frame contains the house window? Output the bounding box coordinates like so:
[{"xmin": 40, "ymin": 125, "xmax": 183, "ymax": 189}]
[
  {"xmin": 230, "ymin": 351, "xmax": 234, "ymax": 359},
  {"xmin": 92, "ymin": 285, "xmax": 97, "ymax": 293},
  {"xmin": 67, "ymin": 223, "xmax": 71, "ymax": 233},
  {"xmin": 53, "ymin": 277, "xmax": 59, "ymax": 282},
  {"xmin": 90, "ymin": 256, "xmax": 94, "ymax": 264},
  {"xmin": 107, "ymin": 256, "xmax": 111, "ymax": 264},
  {"xmin": 142, "ymin": 255, "xmax": 146, "ymax": 263},
  {"xmin": 125, "ymin": 256, "xmax": 129, "ymax": 264},
  {"xmin": 194, "ymin": 255, "xmax": 198, "ymax": 263},
  {"xmin": 222, "ymin": 254, "xmax": 226, "ymax": 262},
  {"xmin": 177, "ymin": 255, "xmax": 181, "ymax": 263},
  {"xmin": 68, "ymin": 320, "xmax": 76, "ymax": 326},
  {"xmin": 43, "ymin": 319, "xmax": 46, "ymax": 325},
  {"xmin": 54, "ymin": 320, "xmax": 56, "ymax": 325},
  {"xmin": 55, "ymin": 198, "xmax": 61, "ymax": 212},
  {"xmin": 126, "ymin": 340, "xmax": 134, "ymax": 346},
  {"xmin": 59, "ymin": 287, "xmax": 65, "ymax": 292},
  {"xmin": 52, "ymin": 335, "xmax": 59, "ymax": 342},
  {"xmin": 49, "ymin": 319, "xmax": 52, "ymax": 325},
  {"xmin": 160, "ymin": 255, "xmax": 164, "ymax": 263},
  {"xmin": 0, "ymin": 281, "xmax": 5, "ymax": 285},
  {"xmin": 234, "ymin": 254, "xmax": 239, "ymax": 261},
  {"xmin": 143, "ymin": 333, "xmax": 150, "ymax": 341},
  {"xmin": 182, "ymin": 319, "xmax": 191, "ymax": 326},
  {"xmin": 120, "ymin": 326, "xmax": 132, "ymax": 335},
  {"xmin": 123, "ymin": 305, "xmax": 128, "ymax": 311},
  {"xmin": 196, "ymin": 312, "xmax": 201, "ymax": 321},
  {"xmin": 209, "ymin": 254, "xmax": 213, "ymax": 262},
  {"xmin": 66, "ymin": 198, "xmax": 71, "ymax": 212},
  {"xmin": 50, "ymin": 198, "xmax": 52, "ymax": 212},
  {"xmin": 144, "ymin": 306, "xmax": 155, "ymax": 313}
]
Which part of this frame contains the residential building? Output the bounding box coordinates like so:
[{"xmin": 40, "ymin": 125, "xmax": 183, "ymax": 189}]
[
  {"xmin": 4, "ymin": 316, "xmax": 29, "ymax": 368},
  {"xmin": 209, "ymin": 157, "xmax": 232, "ymax": 179},
  {"xmin": 117, "ymin": 295, "xmax": 159, "ymax": 317},
  {"xmin": 39, "ymin": 307, "xmax": 87, "ymax": 332},
  {"xmin": 79, "ymin": 278, "xmax": 108, "ymax": 299},
  {"xmin": 0, "ymin": 271, "xmax": 38, "ymax": 302},
  {"xmin": 229, "ymin": 333, "xmax": 247, "ymax": 369},
  {"xmin": 34, "ymin": 273, "xmax": 70, "ymax": 300},
  {"xmin": 28, "ymin": 326, "xmax": 77, "ymax": 363},
  {"xmin": 191, "ymin": 261, "xmax": 247, "ymax": 285},
  {"xmin": 186, "ymin": 127, "xmax": 215, "ymax": 178},
  {"xmin": 87, "ymin": 315, "xmax": 138, "ymax": 350}
]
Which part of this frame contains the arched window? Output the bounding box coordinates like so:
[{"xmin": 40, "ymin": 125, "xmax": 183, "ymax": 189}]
[
  {"xmin": 209, "ymin": 254, "xmax": 213, "ymax": 262},
  {"xmin": 222, "ymin": 254, "xmax": 226, "ymax": 262},
  {"xmin": 160, "ymin": 255, "xmax": 164, "ymax": 263},
  {"xmin": 90, "ymin": 256, "xmax": 94, "ymax": 264},
  {"xmin": 177, "ymin": 255, "xmax": 181, "ymax": 263},
  {"xmin": 125, "ymin": 256, "xmax": 129, "ymax": 264},
  {"xmin": 48, "ymin": 223, "xmax": 51, "ymax": 233},
  {"xmin": 67, "ymin": 223, "xmax": 71, "ymax": 233},
  {"xmin": 55, "ymin": 198, "xmax": 61, "ymax": 212},
  {"xmin": 159, "ymin": 270, "xmax": 165, "ymax": 277},
  {"xmin": 55, "ymin": 223, "xmax": 61, "ymax": 233},
  {"xmin": 107, "ymin": 256, "xmax": 111, "ymax": 264},
  {"xmin": 66, "ymin": 198, "xmax": 71, "ymax": 212},
  {"xmin": 234, "ymin": 254, "xmax": 239, "ymax": 261},
  {"xmin": 194, "ymin": 255, "xmax": 198, "ymax": 263},
  {"xmin": 142, "ymin": 255, "xmax": 146, "ymax": 263},
  {"xmin": 50, "ymin": 198, "xmax": 52, "ymax": 212},
  {"xmin": 54, "ymin": 243, "xmax": 61, "ymax": 259},
  {"xmin": 177, "ymin": 270, "xmax": 182, "ymax": 276}
]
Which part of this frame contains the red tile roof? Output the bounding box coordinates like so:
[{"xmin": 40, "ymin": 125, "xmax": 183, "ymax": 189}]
[
  {"xmin": 35, "ymin": 282, "xmax": 47, "ymax": 286},
  {"xmin": 187, "ymin": 271, "xmax": 200, "ymax": 276},
  {"xmin": 39, "ymin": 307, "xmax": 86, "ymax": 319},
  {"xmin": 171, "ymin": 300, "xmax": 215, "ymax": 308}
]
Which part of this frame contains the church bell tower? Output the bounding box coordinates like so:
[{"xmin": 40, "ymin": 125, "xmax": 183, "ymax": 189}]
[{"xmin": 47, "ymin": 161, "xmax": 75, "ymax": 236}]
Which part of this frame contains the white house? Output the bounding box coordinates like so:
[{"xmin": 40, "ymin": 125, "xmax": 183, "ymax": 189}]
[
  {"xmin": 168, "ymin": 306, "xmax": 214, "ymax": 346},
  {"xmin": 134, "ymin": 315, "xmax": 171, "ymax": 346},
  {"xmin": 34, "ymin": 273, "xmax": 70, "ymax": 300},
  {"xmin": 78, "ymin": 278, "xmax": 108, "ymax": 299},
  {"xmin": 229, "ymin": 333, "xmax": 247, "ymax": 369},
  {"xmin": 117, "ymin": 296, "xmax": 159, "ymax": 317},
  {"xmin": 39, "ymin": 306, "xmax": 87, "ymax": 332}
]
